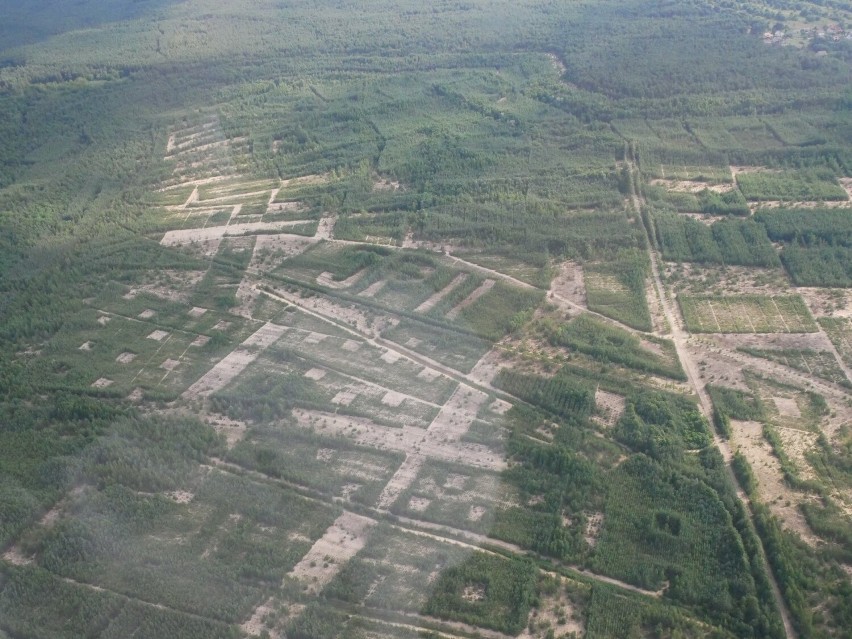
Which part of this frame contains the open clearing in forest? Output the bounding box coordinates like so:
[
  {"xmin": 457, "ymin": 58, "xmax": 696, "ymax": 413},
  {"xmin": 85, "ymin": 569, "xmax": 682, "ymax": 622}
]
[
  {"xmin": 160, "ymin": 220, "xmax": 314, "ymax": 246},
  {"xmin": 549, "ymin": 261, "xmax": 586, "ymax": 309},
  {"xmin": 182, "ymin": 323, "xmax": 286, "ymax": 398},
  {"xmin": 679, "ymin": 294, "xmax": 817, "ymax": 333},
  {"xmin": 592, "ymin": 389, "xmax": 626, "ymax": 428},
  {"xmin": 446, "ymin": 279, "xmax": 495, "ymax": 320},
  {"xmin": 415, "ymin": 273, "xmax": 468, "ymax": 313},
  {"xmin": 520, "ymin": 576, "xmax": 585, "ymax": 639},
  {"xmin": 731, "ymin": 420, "xmax": 817, "ymax": 544},
  {"xmin": 293, "ymin": 409, "xmax": 506, "ymax": 472},
  {"xmin": 287, "ymin": 512, "xmax": 376, "ymax": 595}
]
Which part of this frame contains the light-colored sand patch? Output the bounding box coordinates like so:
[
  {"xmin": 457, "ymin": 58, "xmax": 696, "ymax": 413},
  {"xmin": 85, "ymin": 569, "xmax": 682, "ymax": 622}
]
[
  {"xmin": 160, "ymin": 358, "xmax": 180, "ymax": 371},
  {"xmin": 298, "ymin": 410, "xmax": 506, "ymax": 473},
  {"xmin": 305, "ymin": 368, "xmax": 327, "ymax": 381},
  {"xmin": 649, "ymin": 178, "xmax": 734, "ymax": 194},
  {"xmin": 272, "ymin": 287, "xmax": 375, "ymax": 335},
  {"xmin": 342, "ymin": 339, "xmax": 362, "ymax": 352},
  {"xmin": 138, "ymin": 309, "xmax": 156, "ymax": 320},
  {"xmin": 444, "ymin": 474, "xmax": 468, "ymax": 490},
  {"xmin": 382, "ymin": 391, "xmax": 406, "ymax": 407},
  {"xmin": 489, "ymin": 399, "xmax": 512, "ymax": 415},
  {"xmin": 127, "ymin": 388, "xmax": 143, "ymax": 402},
  {"xmin": 191, "ymin": 335, "xmax": 210, "ymax": 347},
  {"xmin": 408, "ymin": 496, "xmax": 431, "ymax": 512},
  {"xmin": 731, "ymin": 420, "xmax": 817, "ymax": 544},
  {"xmin": 287, "ymin": 512, "xmax": 375, "ymax": 595},
  {"xmin": 183, "ymin": 323, "xmax": 287, "ymax": 399},
  {"xmin": 166, "ymin": 490, "xmax": 194, "ymax": 504},
  {"xmin": 188, "ymin": 307, "xmax": 208, "ymax": 318},
  {"xmin": 91, "ymin": 378, "xmax": 113, "ymax": 389},
  {"xmin": 415, "ymin": 273, "xmax": 468, "ymax": 314},
  {"xmin": 549, "ymin": 261, "xmax": 587, "ymax": 309},
  {"xmin": 332, "ymin": 390, "xmax": 358, "ymax": 406},
  {"xmin": 208, "ymin": 414, "xmax": 248, "ymax": 449},
  {"xmin": 303, "ymin": 331, "xmax": 327, "ymax": 344},
  {"xmin": 116, "ymin": 352, "xmax": 137, "ymax": 364},
  {"xmin": 161, "ymin": 220, "xmax": 314, "ymax": 246},
  {"xmin": 147, "ymin": 330, "xmax": 169, "ymax": 341},
  {"xmin": 376, "ymin": 454, "xmax": 425, "ymax": 509},
  {"xmin": 374, "ymin": 177, "xmax": 401, "ymax": 191},
  {"xmin": 78, "ymin": 341, "xmax": 93, "ymax": 351},
  {"xmin": 776, "ymin": 427, "xmax": 819, "ymax": 482},
  {"xmin": 468, "ymin": 348, "xmax": 509, "ymax": 386},
  {"xmin": 773, "ymin": 396, "xmax": 801, "ymax": 418},
  {"xmin": 446, "ymin": 279, "xmax": 496, "ymax": 320},
  {"xmin": 381, "ymin": 349, "xmax": 400, "ymax": 363},
  {"xmin": 359, "ymin": 280, "xmax": 387, "ymax": 298},
  {"xmin": 584, "ymin": 512, "xmax": 604, "ymax": 547},
  {"xmin": 417, "ymin": 367, "xmax": 440, "ymax": 382},
  {"xmin": 317, "ymin": 269, "xmax": 367, "ymax": 290},
  {"xmin": 212, "ymin": 320, "xmax": 231, "ymax": 331},
  {"xmin": 520, "ymin": 576, "xmax": 585, "ymax": 639},
  {"xmin": 427, "ymin": 384, "xmax": 489, "ymax": 442},
  {"xmin": 592, "ymin": 389, "xmax": 626, "ymax": 428},
  {"xmin": 3, "ymin": 547, "xmax": 32, "ymax": 566},
  {"xmin": 462, "ymin": 584, "xmax": 486, "ymax": 602},
  {"xmin": 315, "ymin": 215, "xmax": 337, "ymax": 240},
  {"xmin": 97, "ymin": 315, "xmax": 111, "ymax": 326},
  {"xmin": 468, "ymin": 505, "xmax": 487, "ymax": 522}
]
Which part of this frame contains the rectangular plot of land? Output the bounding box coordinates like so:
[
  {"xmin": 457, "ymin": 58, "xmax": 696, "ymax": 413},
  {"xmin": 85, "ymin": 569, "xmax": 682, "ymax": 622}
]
[
  {"xmin": 116, "ymin": 352, "xmax": 137, "ymax": 364},
  {"xmin": 332, "ymin": 390, "xmax": 358, "ymax": 406},
  {"xmin": 182, "ymin": 323, "xmax": 286, "ymax": 398},
  {"xmin": 304, "ymin": 367, "xmax": 327, "ymax": 381},
  {"xmin": 414, "ymin": 273, "xmax": 468, "ymax": 313},
  {"xmin": 287, "ymin": 512, "xmax": 375, "ymax": 595},
  {"xmin": 446, "ymin": 279, "xmax": 495, "ymax": 320},
  {"xmin": 147, "ymin": 330, "xmax": 170, "ymax": 341},
  {"xmin": 679, "ymin": 295, "xmax": 817, "ymax": 333}
]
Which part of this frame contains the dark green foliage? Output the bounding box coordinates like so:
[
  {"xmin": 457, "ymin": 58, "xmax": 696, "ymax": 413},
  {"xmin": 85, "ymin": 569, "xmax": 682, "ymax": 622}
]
[
  {"xmin": 542, "ymin": 313, "xmax": 686, "ymax": 380},
  {"xmin": 655, "ymin": 211, "xmax": 779, "ymax": 267},
  {"xmin": 737, "ymin": 170, "xmax": 847, "ymax": 202},
  {"xmin": 707, "ymin": 385, "xmax": 765, "ymax": 422},
  {"xmin": 495, "ymin": 369, "xmax": 595, "ymax": 421},
  {"xmin": 613, "ymin": 391, "xmax": 711, "ymax": 458},
  {"xmin": 423, "ymin": 553, "xmax": 538, "ymax": 635}
]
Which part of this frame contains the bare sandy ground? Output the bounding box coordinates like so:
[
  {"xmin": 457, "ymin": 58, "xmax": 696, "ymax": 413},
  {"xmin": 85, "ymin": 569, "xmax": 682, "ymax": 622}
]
[
  {"xmin": 427, "ymin": 384, "xmax": 489, "ymax": 442},
  {"xmin": 317, "ymin": 269, "xmax": 367, "ymax": 290},
  {"xmin": 376, "ymin": 454, "xmax": 426, "ymax": 509},
  {"xmin": 520, "ymin": 576, "xmax": 584, "ymax": 639},
  {"xmin": 415, "ymin": 273, "xmax": 468, "ymax": 313},
  {"xmin": 161, "ymin": 220, "xmax": 314, "ymax": 246},
  {"xmin": 359, "ymin": 280, "xmax": 387, "ymax": 298},
  {"xmin": 315, "ymin": 215, "xmax": 337, "ymax": 240},
  {"xmin": 592, "ymin": 389, "xmax": 626, "ymax": 428},
  {"xmin": 731, "ymin": 420, "xmax": 818, "ymax": 544},
  {"xmin": 287, "ymin": 512, "xmax": 375, "ymax": 595},
  {"xmin": 446, "ymin": 279, "xmax": 495, "ymax": 320},
  {"xmin": 649, "ymin": 178, "xmax": 734, "ymax": 193},
  {"xmin": 467, "ymin": 348, "xmax": 510, "ymax": 386},
  {"xmin": 294, "ymin": 409, "xmax": 506, "ymax": 472},
  {"xmin": 182, "ymin": 323, "xmax": 287, "ymax": 399},
  {"xmin": 549, "ymin": 261, "xmax": 586, "ymax": 309}
]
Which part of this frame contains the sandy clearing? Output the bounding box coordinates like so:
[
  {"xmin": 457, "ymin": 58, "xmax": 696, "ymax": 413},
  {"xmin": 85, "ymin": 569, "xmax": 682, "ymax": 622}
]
[
  {"xmin": 359, "ymin": 280, "xmax": 387, "ymax": 298},
  {"xmin": 731, "ymin": 420, "xmax": 817, "ymax": 544},
  {"xmin": 489, "ymin": 399, "xmax": 512, "ymax": 415},
  {"xmin": 188, "ymin": 306, "xmax": 207, "ymax": 318},
  {"xmin": 417, "ymin": 367, "xmax": 441, "ymax": 381},
  {"xmin": 138, "ymin": 309, "xmax": 156, "ymax": 320},
  {"xmin": 408, "ymin": 496, "xmax": 431, "ymax": 512},
  {"xmin": 376, "ymin": 454, "xmax": 426, "ymax": 509},
  {"xmin": 160, "ymin": 358, "xmax": 180, "ymax": 371},
  {"xmin": 191, "ymin": 335, "xmax": 210, "ymax": 347},
  {"xmin": 446, "ymin": 279, "xmax": 496, "ymax": 320},
  {"xmin": 549, "ymin": 261, "xmax": 587, "ymax": 309},
  {"xmin": 305, "ymin": 368, "xmax": 327, "ymax": 381},
  {"xmin": 592, "ymin": 389, "xmax": 626, "ymax": 428},
  {"xmin": 269, "ymin": 286, "xmax": 374, "ymax": 335},
  {"xmin": 332, "ymin": 389, "xmax": 358, "ymax": 406},
  {"xmin": 649, "ymin": 178, "xmax": 734, "ymax": 194},
  {"xmin": 207, "ymin": 413, "xmax": 248, "ymax": 449},
  {"xmin": 296, "ymin": 409, "xmax": 506, "ymax": 472},
  {"xmin": 414, "ymin": 274, "xmax": 468, "ymax": 314},
  {"xmin": 91, "ymin": 378, "xmax": 113, "ymax": 389},
  {"xmin": 249, "ymin": 233, "xmax": 317, "ymax": 272},
  {"xmin": 382, "ymin": 390, "xmax": 406, "ymax": 407},
  {"xmin": 315, "ymin": 215, "xmax": 337, "ymax": 240},
  {"xmin": 427, "ymin": 384, "xmax": 490, "ymax": 442},
  {"xmin": 116, "ymin": 352, "xmax": 137, "ymax": 364},
  {"xmin": 342, "ymin": 339, "xmax": 362, "ymax": 352},
  {"xmin": 584, "ymin": 512, "xmax": 604, "ymax": 547},
  {"xmin": 97, "ymin": 315, "xmax": 111, "ymax": 326},
  {"xmin": 160, "ymin": 220, "xmax": 314, "ymax": 246},
  {"xmin": 78, "ymin": 341, "xmax": 93, "ymax": 351},
  {"xmin": 776, "ymin": 427, "xmax": 819, "ymax": 482},
  {"xmin": 374, "ymin": 177, "xmax": 401, "ymax": 191},
  {"xmin": 287, "ymin": 512, "xmax": 375, "ymax": 595},
  {"xmin": 182, "ymin": 323, "xmax": 287, "ymax": 399},
  {"xmin": 166, "ymin": 490, "xmax": 194, "ymax": 504},
  {"xmin": 520, "ymin": 576, "xmax": 585, "ymax": 639},
  {"xmin": 316, "ymin": 269, "xmax": 367, "ymax": 290},
  {"xmin": 2, "ymin": 547, "xmax": 33, "ymax": 566},
  {"xmin": 467, "ymin": 348, "xmax": 510, "ymax": 386},
  {"xmin": 773, "ymin": 396, "xmax": 801, "ymax": 418},
  {"xmin": 380, "ymin": 349, "xmax": 400, "ymax": 363}
]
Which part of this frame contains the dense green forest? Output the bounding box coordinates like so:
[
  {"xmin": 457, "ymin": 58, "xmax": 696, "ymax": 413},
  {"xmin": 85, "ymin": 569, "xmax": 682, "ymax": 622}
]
[{"xmin": 0, "ymin": 0, "xmax": 850, "ymax": 638}]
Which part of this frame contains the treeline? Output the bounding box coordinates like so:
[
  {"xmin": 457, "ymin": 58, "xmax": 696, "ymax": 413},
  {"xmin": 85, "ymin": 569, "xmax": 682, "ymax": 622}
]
[{"xmin": 654, "ymin": 210, "xmax": 780, "ymax": 268}]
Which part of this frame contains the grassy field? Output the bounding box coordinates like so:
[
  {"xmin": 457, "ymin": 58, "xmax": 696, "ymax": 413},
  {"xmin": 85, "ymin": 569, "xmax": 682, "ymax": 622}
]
[{"xmin": 679, "ymin": 295, "xmax": 818, "ymax": 333}]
